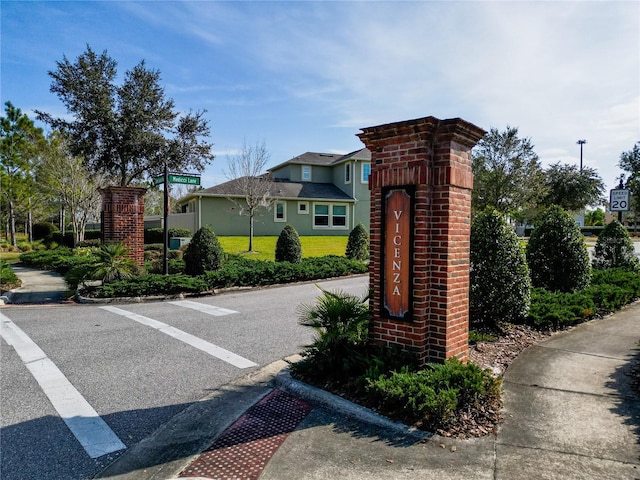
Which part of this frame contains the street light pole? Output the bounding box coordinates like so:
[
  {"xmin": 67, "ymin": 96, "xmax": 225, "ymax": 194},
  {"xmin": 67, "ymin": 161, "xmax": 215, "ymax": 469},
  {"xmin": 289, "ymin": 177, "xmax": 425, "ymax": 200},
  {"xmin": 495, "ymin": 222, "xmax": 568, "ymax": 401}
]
[{"xmin": 577, "ymin": 139, "xmax": 586, "ymax": 171}]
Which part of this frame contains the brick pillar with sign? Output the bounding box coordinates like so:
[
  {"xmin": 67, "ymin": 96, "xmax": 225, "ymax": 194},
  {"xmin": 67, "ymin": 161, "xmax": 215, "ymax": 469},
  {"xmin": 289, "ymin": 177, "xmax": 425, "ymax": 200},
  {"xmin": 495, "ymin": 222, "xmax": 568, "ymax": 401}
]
[
  {"xmin": 358, "ymin": 116, "xmax": 485, "ymax": 365},
  {"xmin": 100, "ymin": 186, "xmax": 147, "ymax": 266}
]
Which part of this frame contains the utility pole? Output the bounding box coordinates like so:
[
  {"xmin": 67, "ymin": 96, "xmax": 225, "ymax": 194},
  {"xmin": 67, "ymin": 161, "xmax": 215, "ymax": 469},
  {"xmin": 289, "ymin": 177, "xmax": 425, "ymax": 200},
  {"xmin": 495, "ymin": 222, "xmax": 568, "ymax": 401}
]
[{"xmin": 577, "ymin": 139, "xmax": 586, "ymax": 171}]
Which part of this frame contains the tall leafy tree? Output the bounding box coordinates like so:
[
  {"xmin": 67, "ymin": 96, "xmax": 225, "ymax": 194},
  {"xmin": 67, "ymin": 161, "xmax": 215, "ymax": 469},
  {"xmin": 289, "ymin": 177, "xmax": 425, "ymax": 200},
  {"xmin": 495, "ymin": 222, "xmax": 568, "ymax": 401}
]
[
  {"xmin": 541, "ymin": 162, "xmax": 605, "ymax": 211},
  {"xmin": 0, "ymin": 102, "xmax": 44, "ymax": 246},
  {"xmin": 224, "ymin": 140, "xmax": 273, "ymax": 252},
  {"xmin": 37, "ymin": 45, "xmax": 214, "ymax": 187},
  {"xmin": 472, "ymin": 126, "xmax": 545, "ymax": 219},
  {"xmin": 618, "ymin": 141, "xmax": 640, "ymax": 224},
  {"xmin": 37, "ymin": 131, "xmax": 103, "ymax": 245}
]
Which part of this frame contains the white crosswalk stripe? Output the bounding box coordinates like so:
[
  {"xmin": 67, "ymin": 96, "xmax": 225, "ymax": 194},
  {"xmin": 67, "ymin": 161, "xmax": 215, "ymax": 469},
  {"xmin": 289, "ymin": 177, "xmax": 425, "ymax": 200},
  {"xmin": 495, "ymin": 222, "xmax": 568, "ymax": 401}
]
[
  {"xmin": 100, "ymin": 306, "xmax": 257, "ymax": 369},
  {"xmin": 0, "ymin": 313, "xmax": 126, "ymax": 459},
  {"xmin": 168, "ymin": 299, "xmax": 237, "ymax": 316}
]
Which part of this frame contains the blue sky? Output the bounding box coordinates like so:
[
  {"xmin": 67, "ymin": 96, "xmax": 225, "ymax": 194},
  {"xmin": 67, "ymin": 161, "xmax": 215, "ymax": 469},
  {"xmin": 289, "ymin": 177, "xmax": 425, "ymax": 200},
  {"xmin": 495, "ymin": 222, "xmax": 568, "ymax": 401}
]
[{"xmin": 2, "ymin": 1, "xmax": 638, "ymax": 195}]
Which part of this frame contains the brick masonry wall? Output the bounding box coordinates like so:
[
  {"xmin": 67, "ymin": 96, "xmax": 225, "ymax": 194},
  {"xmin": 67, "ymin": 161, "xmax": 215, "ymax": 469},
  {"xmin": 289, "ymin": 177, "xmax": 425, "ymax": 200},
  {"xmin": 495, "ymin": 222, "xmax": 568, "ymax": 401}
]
[
  {"xmin": 100, "ymin": 186, "xmax": 147, "ymax": 266},
  {"xmin": 358, "ymin": 116, "xmax": 485, "ymax": 365}
]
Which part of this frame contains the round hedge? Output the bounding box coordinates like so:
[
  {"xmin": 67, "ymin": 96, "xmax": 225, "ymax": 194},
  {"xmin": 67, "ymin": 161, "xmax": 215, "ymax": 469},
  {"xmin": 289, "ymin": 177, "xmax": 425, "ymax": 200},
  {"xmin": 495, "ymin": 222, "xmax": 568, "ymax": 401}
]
[
  {"xmin": 183, "ymin": 226, "xmax": 225, "ymax": 275},
  {"xmin": 526, "ymin": 206, "xmax": 591, "ymax": 292},
  {"xmin": 275, "ymin": 225, "xmax": 302, "ymax": 263},
  {"xmin": 470, "ymin": 209, "xmax": 531, "ymax": 328},
  {"xmin": 592, "ymin": 220, "xmax": 640, "ymax": 271},
  {"xmin": 345, "ymin": 222, "xmax": 369, "ymax": 261}
]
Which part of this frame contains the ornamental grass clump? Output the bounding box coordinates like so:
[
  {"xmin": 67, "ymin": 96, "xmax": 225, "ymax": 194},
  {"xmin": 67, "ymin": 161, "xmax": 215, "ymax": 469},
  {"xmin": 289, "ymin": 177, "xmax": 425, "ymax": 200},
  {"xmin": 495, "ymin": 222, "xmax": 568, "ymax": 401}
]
[{"xmin": 526, "ymin": 205, "xmax": 591, "ymax": 292}]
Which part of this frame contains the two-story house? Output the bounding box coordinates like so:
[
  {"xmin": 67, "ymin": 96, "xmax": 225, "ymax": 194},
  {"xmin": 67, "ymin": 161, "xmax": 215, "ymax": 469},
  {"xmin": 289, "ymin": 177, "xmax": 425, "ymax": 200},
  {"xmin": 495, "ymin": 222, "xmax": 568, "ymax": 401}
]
[{"xmin": 176, "ymin": 148, "xmax": 371, "ymax": 236}]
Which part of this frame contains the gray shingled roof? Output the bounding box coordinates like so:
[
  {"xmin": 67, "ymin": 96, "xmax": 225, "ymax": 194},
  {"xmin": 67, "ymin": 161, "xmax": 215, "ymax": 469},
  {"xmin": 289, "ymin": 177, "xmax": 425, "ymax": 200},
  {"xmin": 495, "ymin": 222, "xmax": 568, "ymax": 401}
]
[
  {"xmin": 196, "ymin": 177, "xmax": 354, "ymax": 201},
  {"xmin": 268, "ymin": 148, "xmax": 370, "ymax": 171}
]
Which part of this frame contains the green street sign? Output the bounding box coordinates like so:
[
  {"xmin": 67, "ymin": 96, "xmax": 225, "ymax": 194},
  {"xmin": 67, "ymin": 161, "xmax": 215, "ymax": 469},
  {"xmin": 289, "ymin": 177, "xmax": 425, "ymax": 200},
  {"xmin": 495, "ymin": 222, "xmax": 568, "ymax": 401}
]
[
  {"xmin": 168, "ymin": 174, "xmax": 200, "ymax": 185},
  {"xmin": 152, "ymin": 176, "xmax": 164, "ymax": 185}
]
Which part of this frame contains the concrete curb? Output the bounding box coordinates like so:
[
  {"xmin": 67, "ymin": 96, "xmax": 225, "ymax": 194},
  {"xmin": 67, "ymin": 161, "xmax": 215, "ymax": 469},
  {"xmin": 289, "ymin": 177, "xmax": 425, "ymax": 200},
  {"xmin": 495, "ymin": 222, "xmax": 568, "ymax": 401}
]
[
  {"xmin": 275, "ymin": 365, "xmax": 431, "ymax": 442},
  {"xmin": 0, "ymin": 290, "xmax": 14, "ymax": 305}
]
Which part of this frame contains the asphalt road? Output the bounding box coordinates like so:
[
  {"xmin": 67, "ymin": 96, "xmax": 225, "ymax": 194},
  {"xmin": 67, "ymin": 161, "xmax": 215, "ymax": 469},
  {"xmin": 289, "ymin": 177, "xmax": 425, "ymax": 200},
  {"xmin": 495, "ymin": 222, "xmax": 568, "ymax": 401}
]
[{"xmin": 0, "ymin": 275, "xmax": 368, "ymax": 480}]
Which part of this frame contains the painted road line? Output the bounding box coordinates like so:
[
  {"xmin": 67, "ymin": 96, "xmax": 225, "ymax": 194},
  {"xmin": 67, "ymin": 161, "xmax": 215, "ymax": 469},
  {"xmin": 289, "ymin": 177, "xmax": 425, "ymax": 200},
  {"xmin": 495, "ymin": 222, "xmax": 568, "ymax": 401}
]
[
  {"xmin": 168, "ymin": 300, "xmax": 237, "ymax": 316},
  {"xmin": 0, "ymin": 313, "xmax": 126, "ymax": 459},
  {"xmin": 100, "ymin": 306, "xmax": 257, "ymax": 369}
]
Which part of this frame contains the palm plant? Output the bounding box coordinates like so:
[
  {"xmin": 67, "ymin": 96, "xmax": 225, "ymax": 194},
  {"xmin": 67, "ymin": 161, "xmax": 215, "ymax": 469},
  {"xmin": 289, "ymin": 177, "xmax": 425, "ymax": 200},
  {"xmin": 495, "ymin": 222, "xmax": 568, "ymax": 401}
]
[
  {"xmin": 294, "ymin": 287, "xmax": 370, "ymax": 382},
  {"xmin": 89, "ymin": 242, "xmax": 138, "ymax": 284}
]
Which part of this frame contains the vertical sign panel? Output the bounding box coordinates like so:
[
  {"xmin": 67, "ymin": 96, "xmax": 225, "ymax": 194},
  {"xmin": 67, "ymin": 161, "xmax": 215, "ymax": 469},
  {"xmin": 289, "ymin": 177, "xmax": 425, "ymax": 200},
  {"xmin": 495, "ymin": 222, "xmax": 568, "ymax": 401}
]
[{"xmin": 383, "ymin": 188, "xmax": 413, "ymax": 319}]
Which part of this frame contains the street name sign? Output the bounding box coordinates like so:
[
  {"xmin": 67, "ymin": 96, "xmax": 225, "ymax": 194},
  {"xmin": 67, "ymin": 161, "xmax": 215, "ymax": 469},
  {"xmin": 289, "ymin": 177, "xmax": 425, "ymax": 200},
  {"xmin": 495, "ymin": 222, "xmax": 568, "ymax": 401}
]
[
  {"xmin": 152, "ymin": 174, "xmax": 201, "ymax": 186},
  {"xmin": 168, "ymin": 174, "xmax": 200, "ymax": 185}
]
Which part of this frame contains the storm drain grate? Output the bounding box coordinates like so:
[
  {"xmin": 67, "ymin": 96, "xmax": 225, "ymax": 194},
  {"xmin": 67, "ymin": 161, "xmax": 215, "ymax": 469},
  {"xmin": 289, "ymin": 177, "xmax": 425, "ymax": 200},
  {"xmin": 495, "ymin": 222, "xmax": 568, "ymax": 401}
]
[{"xmin": 179, "ymin": 389, "xmax": 312, "ymax": 480}]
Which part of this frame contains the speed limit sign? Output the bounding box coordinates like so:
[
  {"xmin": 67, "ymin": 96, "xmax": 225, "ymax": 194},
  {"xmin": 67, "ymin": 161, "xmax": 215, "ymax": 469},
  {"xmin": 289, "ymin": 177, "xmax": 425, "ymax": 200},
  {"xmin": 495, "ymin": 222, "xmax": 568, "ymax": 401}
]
[{"xmin": 610, "ymin": 188, "xmax": 630, "ymax": 212}]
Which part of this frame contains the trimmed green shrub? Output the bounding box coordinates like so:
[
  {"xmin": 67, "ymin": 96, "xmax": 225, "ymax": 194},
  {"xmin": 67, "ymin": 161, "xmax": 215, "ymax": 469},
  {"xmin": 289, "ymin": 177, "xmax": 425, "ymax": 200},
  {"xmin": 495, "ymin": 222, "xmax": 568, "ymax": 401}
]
[
  {"xmin": 526, "ymin": 206, "xmax": 591, "ymax": 292},
  {"xmin": 365, "ymin": 359, "xmax": 502, "ymax": 431},
  {"xmin": 0, "ymin": 260, "xmax": 21, "ymax": 291},
  {"xmin": 33, "ymin": 221, "xmax": 58, "ymax": 241},
  {"xmin": 592, "ymin": 220, "xmax": 640, "ymax": 271},
  {"xmin": 275, "ymin": 225, "xmax": 302, "ymax": 263},
  {"xmin": 470, "ymin": 209, "xmax": 531, "ymax": 328},
  {"xmin": 183, "ymin": 226, "xmax": 224, "ymax": 275},
  {"xmin": 345, "ymin": 222, "xmax": 369, "ymax": 261}
]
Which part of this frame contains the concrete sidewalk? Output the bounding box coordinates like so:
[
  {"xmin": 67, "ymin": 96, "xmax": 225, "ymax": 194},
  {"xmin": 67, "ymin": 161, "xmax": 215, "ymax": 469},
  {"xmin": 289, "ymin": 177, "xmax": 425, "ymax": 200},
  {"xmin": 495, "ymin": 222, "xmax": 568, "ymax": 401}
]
[
  {"xmin": 98, "ymin": 301, "xmax": 640, "ymax": 480},
  {"xmin": 0, "ymin": 263, "xmax": 70, "ymax": 305}
]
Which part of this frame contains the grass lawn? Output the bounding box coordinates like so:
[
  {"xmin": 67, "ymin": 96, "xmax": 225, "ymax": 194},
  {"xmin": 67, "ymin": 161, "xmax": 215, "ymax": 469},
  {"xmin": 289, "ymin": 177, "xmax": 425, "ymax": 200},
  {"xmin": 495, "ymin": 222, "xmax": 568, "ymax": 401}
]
[
  {"xmin": 218, "ymin": 236, "xmax": 349, "ymax": 261},
  {"xmin": 0, "ymin": 251, "xmax": 21, "ymax": 264}
]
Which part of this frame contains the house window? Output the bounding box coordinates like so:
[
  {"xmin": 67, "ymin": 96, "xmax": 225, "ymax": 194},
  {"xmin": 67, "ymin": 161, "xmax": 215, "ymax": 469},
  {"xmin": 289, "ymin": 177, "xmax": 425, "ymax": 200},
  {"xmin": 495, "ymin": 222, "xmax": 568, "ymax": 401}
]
[
  {"xmin": 302, "ymin": 165, "xmax": 312, "ymax": 181},
  {"xmin": 345, "ymin": 163, "xmax": 351, "ymax": 184},
  {"xmin": 361, "ymin": 163, "xmax": 371, "ymax": 183},
  {"xmin": 314, "ymin": 204, "xmax": 329, "ymax": 226},
  {"xmin": 313, "ymin": 203, "xmax": 348, "ymax": 229},
  {"xmin": 274, "ymin": 202, "xmax": 286, "ymax": 222},
  {"xmin": 332, "ymin": 205, "xmax": 346, "ymax": 226},
  {"xmin": 298, "ymin": 201, "xmax": 309, "ymax": 214}
]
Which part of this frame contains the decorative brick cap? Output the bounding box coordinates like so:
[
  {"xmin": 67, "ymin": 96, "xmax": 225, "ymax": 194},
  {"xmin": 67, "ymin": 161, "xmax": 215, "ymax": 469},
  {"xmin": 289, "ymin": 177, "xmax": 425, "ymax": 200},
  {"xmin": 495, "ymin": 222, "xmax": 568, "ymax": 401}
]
[
  {"xmin": 98, "ymin": 185, "xmax": 148, "ymax": 197},
  {"xmin": 357, "ymin": 116, "xmax": 486, "ymax": 150}
]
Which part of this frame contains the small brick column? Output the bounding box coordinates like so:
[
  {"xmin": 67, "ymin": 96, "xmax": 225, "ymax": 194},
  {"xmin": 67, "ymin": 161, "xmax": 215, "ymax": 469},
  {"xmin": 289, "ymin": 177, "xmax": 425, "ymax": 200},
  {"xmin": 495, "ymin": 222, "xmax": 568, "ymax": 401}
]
[
  {"xmin": 99, "ymin": 186, "xmax": 146, "ymax": 266},
  {"xmin": 358, "ymin": 116, "xmax": 485, "ymax": 365}
]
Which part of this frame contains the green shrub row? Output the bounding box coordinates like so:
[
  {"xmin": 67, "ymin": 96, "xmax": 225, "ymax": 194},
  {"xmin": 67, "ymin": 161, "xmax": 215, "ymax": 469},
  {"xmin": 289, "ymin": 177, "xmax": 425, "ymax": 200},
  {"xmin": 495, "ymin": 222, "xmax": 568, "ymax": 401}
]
[
  {"xmin": 202, "ymin": 255, "xmax": 367, "ymax": 289},
  {"xmin": 92, "ymin": 274, "xmax": 208, "ymax": 298},
  {"xmin": 45, "ymin": 230, "xmax": 102, "ymax": 248},
  {"xmin": 526, "ymin": 268, "xmax": 640, "ymax": 328},
  {"xmin": 85, "ymin": 255, "xmax": 367, "ymax": 298},
  {"xmin": 20, "ymin": 248, "xmax": 96, "ymax": 273}
]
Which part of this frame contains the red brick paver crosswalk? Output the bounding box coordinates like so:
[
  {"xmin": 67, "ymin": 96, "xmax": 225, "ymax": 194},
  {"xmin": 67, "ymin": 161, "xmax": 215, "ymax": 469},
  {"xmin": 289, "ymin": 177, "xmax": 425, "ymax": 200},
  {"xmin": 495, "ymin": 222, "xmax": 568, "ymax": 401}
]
[{"xmin": 179, "ymin": 389, "xmax": 312, "ymax": 480}]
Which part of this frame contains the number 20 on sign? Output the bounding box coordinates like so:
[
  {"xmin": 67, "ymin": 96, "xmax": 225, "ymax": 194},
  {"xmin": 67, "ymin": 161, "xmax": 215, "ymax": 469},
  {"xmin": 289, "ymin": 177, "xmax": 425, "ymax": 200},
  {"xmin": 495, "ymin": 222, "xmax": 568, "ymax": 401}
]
[{"xmin": 610, "ymin": 189, "xmax": 630, "ymax": 212}]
